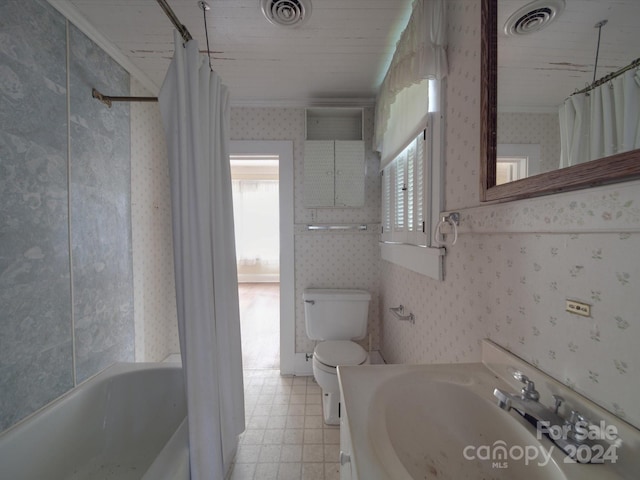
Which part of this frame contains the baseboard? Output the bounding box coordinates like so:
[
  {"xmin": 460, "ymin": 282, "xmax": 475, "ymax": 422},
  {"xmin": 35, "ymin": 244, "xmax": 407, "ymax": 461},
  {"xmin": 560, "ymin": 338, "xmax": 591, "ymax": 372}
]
[{"xmin": 293, "ymin": 353, "xmax": 314, "ymax": 376}]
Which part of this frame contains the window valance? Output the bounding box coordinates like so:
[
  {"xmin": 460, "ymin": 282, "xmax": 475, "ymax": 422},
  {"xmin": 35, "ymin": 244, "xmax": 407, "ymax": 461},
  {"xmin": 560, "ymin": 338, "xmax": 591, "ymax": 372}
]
[{"xmin": 374, "ymin": 0, "xmax": 448, "ymax": 168}]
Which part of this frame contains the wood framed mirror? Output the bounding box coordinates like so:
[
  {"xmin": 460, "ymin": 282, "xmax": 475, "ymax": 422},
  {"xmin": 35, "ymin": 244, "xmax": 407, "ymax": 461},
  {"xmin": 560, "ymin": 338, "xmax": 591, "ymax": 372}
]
[{"xmin": 481, "ymin": 0, "xmax": 640, "ymax": 203}]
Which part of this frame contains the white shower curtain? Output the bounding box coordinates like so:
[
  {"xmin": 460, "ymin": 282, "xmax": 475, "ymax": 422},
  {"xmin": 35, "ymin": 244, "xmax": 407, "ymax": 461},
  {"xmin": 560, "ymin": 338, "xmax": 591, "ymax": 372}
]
[
  {"xmin": 158, "ymin": 31, "xmax": 245, "ymax": 480},
  {"xmin": 559, "ymin": 68, "xmax": 640, "ymax": 168}
]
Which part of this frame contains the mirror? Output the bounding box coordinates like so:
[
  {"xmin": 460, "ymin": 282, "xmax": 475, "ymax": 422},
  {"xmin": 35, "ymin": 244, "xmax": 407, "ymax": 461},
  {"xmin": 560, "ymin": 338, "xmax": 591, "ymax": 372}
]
[{"xmin": 481, "ymin": 0, "xmax": 640, "ymax": 202}]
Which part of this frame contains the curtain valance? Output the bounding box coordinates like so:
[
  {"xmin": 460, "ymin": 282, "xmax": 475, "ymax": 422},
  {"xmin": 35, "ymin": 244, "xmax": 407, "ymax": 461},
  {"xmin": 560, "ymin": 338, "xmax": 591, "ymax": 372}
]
[{"xmin": 374, "ymin": 0, "xmax": 448, "ymax": 167}]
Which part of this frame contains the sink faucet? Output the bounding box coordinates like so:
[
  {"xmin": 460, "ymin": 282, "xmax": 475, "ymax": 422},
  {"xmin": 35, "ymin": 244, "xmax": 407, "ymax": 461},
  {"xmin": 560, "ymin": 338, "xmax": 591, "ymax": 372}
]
[
  {"xmin": 493, "ymin": 371, "xmax": 619, "ymax": 464},
  {"xmin": 494, "ymin": 371, "xmax": 561, "ymax": 426}
]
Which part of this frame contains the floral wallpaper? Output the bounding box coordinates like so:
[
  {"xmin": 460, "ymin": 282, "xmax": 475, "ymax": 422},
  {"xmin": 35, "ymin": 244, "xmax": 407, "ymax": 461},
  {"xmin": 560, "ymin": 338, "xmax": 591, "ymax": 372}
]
[
  {"xmin": 379, "ymin": 0, "xmax": 640, "ymax": 430},
  {"xmin": 130, "ymin": 78, "xmax": 180, "ymax": 362}
]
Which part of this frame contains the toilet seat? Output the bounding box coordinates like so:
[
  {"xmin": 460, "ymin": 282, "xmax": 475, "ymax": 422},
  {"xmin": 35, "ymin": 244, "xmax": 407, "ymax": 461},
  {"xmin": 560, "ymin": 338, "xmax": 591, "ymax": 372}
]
[{"xmin": 313, "ymin": 340, "xmax": 367, "ymax": 369}]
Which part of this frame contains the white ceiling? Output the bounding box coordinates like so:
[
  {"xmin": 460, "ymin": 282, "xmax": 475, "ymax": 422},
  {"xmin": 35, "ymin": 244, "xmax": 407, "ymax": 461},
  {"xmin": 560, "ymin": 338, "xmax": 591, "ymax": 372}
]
[
  {"xmin": 51, "ymin": 0, "xmax": 413, "ymax": 105},
  {"xmin": 498, "ymin": 0, "xmax": 640, "ymax": 112}
]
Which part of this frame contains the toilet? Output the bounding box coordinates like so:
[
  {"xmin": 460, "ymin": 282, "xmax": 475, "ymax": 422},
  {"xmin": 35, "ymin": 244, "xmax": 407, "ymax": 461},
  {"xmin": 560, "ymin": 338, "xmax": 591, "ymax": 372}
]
[{"xmin": 303, "ymin": 288, "xmax": 371, "ymax": 425}]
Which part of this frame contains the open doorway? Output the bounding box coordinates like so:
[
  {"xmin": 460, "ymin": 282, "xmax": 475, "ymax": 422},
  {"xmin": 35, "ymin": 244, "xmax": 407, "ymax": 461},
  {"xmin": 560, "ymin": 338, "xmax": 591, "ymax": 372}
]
[
  {"xmin": 231, "ymin": 155, "xmax": 279, "ymax": 369},
  {"xmin": 229, "ymin": 141, "xmax": 294, "ymax": 374}
]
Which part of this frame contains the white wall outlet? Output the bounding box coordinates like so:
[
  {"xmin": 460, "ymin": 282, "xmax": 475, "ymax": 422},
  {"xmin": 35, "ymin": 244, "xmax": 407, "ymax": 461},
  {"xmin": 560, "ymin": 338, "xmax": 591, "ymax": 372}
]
[{"xmin": 566, "ymin": 299, "xmax": 591, "ymax": 317}]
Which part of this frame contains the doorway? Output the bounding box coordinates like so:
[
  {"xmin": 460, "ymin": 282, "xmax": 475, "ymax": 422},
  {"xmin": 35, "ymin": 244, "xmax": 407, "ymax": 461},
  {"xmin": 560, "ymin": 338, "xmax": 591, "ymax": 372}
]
[
  {"xmin": 230, "ymin": 154, "xmax": 279, "ymax": 369},
  {"xmin": 229, "ymin": 141, "xmax": 294, "ymax": 374}
]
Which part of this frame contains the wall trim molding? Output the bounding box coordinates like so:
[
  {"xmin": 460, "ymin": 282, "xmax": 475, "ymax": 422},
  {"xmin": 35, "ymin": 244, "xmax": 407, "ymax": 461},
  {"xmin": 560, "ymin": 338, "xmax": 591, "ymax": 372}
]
[
  {"xmin": 230, "ymin": 98, "xmax": 376, "ymax": 108},
  {"xmin": 445, "ymin": 179, "xmax": 640, "ymax": 235}
]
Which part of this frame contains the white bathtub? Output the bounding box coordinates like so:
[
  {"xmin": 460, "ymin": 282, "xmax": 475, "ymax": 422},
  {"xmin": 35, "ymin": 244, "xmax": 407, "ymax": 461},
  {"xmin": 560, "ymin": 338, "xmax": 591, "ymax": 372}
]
[{"xmin": 0, "ymin": 362, "xmax": 189, "ymax": 480}]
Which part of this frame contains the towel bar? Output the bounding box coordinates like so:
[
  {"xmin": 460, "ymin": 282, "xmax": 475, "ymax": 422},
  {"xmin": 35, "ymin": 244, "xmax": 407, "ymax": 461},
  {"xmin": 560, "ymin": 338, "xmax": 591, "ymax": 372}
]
[
  {"xmin": 389, "ymin": 305, "xmax": 415, "ymax": 324},
  {"xmin": 307, "ymin": 224, "xmax": 367, "ymax": 231}
]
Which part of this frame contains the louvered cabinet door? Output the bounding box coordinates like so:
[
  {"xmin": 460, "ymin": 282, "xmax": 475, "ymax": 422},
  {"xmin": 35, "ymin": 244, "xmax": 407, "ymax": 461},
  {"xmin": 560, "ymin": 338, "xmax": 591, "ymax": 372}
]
[
  {"xmin": 303, "ymin": 140, "xmax": 335, "ymax": 207},
  {"xmin": 334, "ymin": 140, "xmax": 365, "ymax": 207}
]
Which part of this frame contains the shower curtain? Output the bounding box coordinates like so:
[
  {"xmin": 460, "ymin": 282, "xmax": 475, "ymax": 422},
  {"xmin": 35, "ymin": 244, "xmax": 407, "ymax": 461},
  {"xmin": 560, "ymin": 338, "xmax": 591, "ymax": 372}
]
[
  {"xmin": 559, "ymin": 67, "xmax": 640, "ymax": 168},
  {"xmin": 158, "ymin": 31, "xmax": 245, "ymax": 480}
]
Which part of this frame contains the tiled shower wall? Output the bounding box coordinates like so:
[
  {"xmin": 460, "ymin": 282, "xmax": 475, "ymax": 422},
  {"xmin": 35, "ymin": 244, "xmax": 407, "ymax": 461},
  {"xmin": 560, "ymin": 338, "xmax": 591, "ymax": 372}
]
[
  {"xmin": 0, "ymin": 0, "xmax": 133, "ymax": 432},
  {"xmin": 230, "ymin": 107, "xmax": 381, "ymax": 354},
  {"xmin": 379, "ymin": 0, "xmax": 640, "ymax": 429}
]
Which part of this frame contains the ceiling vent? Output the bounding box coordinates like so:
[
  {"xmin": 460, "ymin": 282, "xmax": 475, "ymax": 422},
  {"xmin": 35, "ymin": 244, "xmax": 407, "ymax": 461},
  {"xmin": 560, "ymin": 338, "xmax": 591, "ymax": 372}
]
[
  {"xmin": 261, "ymin": 0, "xmax": 312, "ymax": 27},
  {"xmin": 504, "ymin": 0, "xmax": 565, "ymax": 36}
]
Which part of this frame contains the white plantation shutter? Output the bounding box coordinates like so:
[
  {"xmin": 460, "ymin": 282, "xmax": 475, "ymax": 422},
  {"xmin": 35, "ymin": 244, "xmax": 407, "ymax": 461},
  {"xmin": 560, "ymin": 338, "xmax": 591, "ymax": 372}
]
[
  {"xmin": 410, "ymin": 133, "xmax": 428, "ymax": 246},
  {"xmin": 381, "ymin": 132, "xmax": 430, "ymax": 245},
  {"xmin": 394, "ymin": 153, "xmax": 406, "ymax": 234},
  {"xmin": 416, "ymin": 133, "xmax": 425, "ymax": 231},
  {"xmin": 382, "ymin": 166, "xmax": 392, "ymax": 241},
  {"xmin": 406, "ymin": 142, "xmax": 416, "ymax": 233}
]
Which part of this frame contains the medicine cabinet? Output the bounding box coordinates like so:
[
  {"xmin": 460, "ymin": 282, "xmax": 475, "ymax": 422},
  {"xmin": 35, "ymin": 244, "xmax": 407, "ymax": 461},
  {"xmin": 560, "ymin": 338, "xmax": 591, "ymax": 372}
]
[{"xmin": 303, "ymin": 108, "xmax": 365, "ymax": 208}]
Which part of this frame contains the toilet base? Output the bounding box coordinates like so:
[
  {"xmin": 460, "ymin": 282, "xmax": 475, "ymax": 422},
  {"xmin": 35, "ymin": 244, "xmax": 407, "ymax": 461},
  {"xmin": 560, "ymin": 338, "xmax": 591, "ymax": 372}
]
[
  {"xmin": 312, "ymin": 350, "xmax": 369, "ymax": 426},
  {"xmin": 321, "ymin": 391, "xmax": 340, "ymax": 425}
]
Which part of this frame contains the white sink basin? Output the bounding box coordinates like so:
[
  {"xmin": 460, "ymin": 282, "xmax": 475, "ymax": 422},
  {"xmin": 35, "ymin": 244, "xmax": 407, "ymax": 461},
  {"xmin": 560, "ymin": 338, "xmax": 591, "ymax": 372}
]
[
  {"xmin": 337, "ymin": 341, "xmax": 635, "ymax": 480},
  {"xmin": 367, "ymin": 371, "xmax": 566, "ymax": 480}
]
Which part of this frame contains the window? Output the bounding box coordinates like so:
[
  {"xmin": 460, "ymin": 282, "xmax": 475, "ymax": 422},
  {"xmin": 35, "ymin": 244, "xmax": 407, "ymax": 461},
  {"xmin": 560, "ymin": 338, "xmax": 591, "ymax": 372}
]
[
  {"xmin": 380, "ymin": 119, "xmax": 443, "ymax": 280},
  {"xmin": 382, "ymin": 132, "xmax": 428, "ymax": 247}
]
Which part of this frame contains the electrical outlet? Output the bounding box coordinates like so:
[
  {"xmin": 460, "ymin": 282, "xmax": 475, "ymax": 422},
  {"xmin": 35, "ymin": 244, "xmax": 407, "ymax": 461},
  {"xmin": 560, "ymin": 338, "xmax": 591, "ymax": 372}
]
[{"xmin": 566, "ymin": 299, "xmax": 591, "ymax": 317}]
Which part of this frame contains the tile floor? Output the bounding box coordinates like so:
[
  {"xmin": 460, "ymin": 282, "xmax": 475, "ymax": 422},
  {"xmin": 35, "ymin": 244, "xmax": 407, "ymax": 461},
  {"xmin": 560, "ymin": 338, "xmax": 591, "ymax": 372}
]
[{"xmin": 227, "ymin": 369, "xmax": 341, "ymax": 480}]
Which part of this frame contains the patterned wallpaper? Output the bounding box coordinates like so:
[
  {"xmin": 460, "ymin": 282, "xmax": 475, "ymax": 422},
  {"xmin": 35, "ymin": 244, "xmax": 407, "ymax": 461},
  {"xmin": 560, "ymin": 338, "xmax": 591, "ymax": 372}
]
[
  {"xmin": 130, "ymin": 78, "xmax": 180, "ymax": 362},
  {"xmin": 230, "ymin": 107, "xmax": 382, "ymax": 353},
  {"xmin": 379, "ymin": 0, "xmax": 640, "ymax": 429}
]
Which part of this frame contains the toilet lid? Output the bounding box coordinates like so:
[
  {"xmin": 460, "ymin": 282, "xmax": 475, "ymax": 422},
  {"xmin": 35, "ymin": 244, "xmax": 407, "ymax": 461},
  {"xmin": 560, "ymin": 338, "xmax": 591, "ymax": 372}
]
[{"xmin": 314, "ymin": 340, "xmax": 367, "ymax": 368}]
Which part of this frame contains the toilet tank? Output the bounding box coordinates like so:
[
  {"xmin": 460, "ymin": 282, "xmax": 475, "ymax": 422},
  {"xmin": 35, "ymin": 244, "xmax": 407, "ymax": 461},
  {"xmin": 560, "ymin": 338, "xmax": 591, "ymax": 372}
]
[{"xmin": 303, "ymin": 288, "xmax": 371, "ymax": 341}]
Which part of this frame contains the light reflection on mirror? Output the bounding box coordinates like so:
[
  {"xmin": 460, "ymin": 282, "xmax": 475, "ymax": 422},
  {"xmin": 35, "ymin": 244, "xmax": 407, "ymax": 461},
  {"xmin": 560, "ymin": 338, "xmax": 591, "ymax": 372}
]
[{"xmin": 497, "ymin": 0, "xmax": 640, "ymax": 184}]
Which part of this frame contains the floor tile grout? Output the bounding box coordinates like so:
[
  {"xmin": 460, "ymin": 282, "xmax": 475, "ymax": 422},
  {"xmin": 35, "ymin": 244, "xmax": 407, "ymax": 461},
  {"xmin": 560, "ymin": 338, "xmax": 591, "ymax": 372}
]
[{"xmin": 229, "ymin": 368, "xmax": 341, "ymax": 480}]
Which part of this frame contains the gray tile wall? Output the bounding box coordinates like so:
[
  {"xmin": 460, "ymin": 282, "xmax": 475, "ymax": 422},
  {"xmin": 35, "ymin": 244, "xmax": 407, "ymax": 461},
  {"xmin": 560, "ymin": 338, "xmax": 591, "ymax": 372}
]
[
  {"xmin": 68, "ymin": 25, "xmax": 133, "ymax": 383},
  {"xmin": 0, "ymin": 0, "xmax": 133, "ymax": 431}
]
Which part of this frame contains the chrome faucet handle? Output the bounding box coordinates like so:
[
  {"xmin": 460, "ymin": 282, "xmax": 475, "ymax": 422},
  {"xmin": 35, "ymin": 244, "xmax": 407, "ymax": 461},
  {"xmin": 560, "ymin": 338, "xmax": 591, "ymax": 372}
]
[
  {"xmin": 513, "ymin": 371, "xmax": 540, "ymax": 401},
  {"xmin": 564, "ymin": 410, "xmax": 591, "ymax": 444},
  {"xmin": 566, "ymin": 410, "xmax": 590, "ymax": 426},
  {"xmin": 493, "ymin": 388, "xmax": 512, "ymax": 411}
]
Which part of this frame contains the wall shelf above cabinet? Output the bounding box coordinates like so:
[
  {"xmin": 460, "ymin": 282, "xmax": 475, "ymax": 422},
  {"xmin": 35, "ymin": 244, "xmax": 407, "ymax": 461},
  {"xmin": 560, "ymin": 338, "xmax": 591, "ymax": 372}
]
[{"xmin": 305, "ymin": 107, "xmax": 363, "ymax": 141}]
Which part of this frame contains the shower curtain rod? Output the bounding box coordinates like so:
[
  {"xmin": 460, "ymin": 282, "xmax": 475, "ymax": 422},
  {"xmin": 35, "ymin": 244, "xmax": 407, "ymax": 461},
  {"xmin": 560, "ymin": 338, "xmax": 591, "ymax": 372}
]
[
  {"xmin": 157, "ymin": 0, "xmax": 193, "ymax": 43},
  {"xmin": 573, "ymin": 56, "xmax": 640, "ymax": 96},
  {"xmin": 92, "ymin": 0, "xmax": 193, "ymax": 107}
]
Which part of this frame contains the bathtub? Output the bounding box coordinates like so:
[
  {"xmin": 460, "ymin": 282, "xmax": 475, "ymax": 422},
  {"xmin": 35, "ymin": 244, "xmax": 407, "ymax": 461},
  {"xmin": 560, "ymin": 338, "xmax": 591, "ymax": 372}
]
[{"xmin": 0, "ymin": 362, "xmax": 189, "ymax": 480}]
